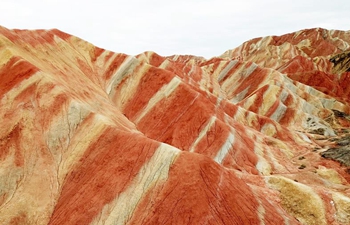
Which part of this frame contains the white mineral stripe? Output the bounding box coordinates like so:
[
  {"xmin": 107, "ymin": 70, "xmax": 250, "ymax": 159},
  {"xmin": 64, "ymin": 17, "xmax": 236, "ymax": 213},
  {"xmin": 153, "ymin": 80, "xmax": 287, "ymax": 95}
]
[
  {"xmin": 106, "ymin": 56, "xmax": 139, "ymax": 94},
  {"xmin": 220, "ymin": 62, "xmax": 246, "ymax": 92},
  {"xmin": 217, "ymin": 60, "xmax": 238, "ymax": 81},
  {"xmin": 242, "ymin": 63, "xmax": 258, "ymax": 79},
  {"xmin": 189, "ymin": 116, "xmax": 216, "ymax": 152},
  {"xmin": 279, "ymin": 89, "xmax": 289, "ymax": 102},
  {"xmin": 230, "ymin": 86, "xmax": 250, "ymax": 104},
  {"xmin": 159, "ymin": 59, "xmax": 170, "ymax": 69},
  {"xmin": 214, "ymin": 132, "xmax": 235, "ymax": 163},
  {"xmin": 247, "ymin": 184, "xmax": 266, "ymax": 225},
  {"xmin": 91, "ymin": 143, "xmax": 180, "ymax": 225},
  {"xmin": 134, "ymin": 76, "xmax": 181, "ymax": 124},
  {"xmin": 297, "ymin": 132, "xmax": 312, "ymax": 143},
  {"xmin": 269, "ymin": 102, "xmax": 287, "ymax": 122}
]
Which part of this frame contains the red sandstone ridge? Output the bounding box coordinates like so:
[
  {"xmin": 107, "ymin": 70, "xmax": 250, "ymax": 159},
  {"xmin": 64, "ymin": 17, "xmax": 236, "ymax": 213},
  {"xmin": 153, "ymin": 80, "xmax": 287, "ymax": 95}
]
[{"xmin": 1, "ymin": 25, "xmax": 350, "ymax": 225}]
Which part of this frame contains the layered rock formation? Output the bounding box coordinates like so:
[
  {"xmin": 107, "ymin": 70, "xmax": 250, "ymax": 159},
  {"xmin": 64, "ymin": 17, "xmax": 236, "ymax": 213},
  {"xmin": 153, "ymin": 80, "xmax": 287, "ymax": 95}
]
[{"xmin": 1, "ymin": 26, "xmax": 350, "ymax": 224}]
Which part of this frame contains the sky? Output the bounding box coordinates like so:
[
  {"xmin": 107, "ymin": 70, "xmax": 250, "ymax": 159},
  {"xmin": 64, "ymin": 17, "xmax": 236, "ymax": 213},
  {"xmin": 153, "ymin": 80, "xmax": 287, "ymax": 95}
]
[{"xmin": 1, "ymin": 0, "xmax": 349, "ymax": 58}]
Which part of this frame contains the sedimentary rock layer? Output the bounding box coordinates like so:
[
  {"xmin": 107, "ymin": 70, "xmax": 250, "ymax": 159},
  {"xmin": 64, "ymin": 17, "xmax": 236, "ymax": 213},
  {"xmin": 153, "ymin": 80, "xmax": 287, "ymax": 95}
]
[{"xmin": 1, "ymin": 26, "xmax": 350, "ymax": 224}]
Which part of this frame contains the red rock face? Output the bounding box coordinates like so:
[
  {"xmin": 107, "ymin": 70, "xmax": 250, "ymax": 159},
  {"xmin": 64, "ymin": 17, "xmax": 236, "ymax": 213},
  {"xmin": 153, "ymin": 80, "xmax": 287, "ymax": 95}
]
[{"xmin": 1, "ymin": 25, "xmax": 350, "ymax": 224}]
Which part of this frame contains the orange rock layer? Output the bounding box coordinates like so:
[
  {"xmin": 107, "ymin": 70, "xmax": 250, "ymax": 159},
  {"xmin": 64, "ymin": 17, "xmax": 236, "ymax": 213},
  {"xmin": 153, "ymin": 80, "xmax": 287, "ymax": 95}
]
[{"xmin": 1, "ymin": 26, "xmax": 350, "ymax": 225}]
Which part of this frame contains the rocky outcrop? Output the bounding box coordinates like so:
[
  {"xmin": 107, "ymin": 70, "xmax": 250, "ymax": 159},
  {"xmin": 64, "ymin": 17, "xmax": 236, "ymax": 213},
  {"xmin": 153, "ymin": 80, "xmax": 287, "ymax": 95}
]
[
  {"xmin": 330, "ymin": 50, "xmax": 350, "ymax": 74},
  {"xmin": 1, "ymin": 25, "xmax": 350, "ymax": 224}
]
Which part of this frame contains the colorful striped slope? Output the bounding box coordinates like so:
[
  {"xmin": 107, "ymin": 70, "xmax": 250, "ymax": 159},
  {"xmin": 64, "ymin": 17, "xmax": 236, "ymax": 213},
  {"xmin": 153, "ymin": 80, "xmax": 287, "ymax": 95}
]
[{"xmin": 1, "ymin": 26, "xmax": 350, "ymax": 224}]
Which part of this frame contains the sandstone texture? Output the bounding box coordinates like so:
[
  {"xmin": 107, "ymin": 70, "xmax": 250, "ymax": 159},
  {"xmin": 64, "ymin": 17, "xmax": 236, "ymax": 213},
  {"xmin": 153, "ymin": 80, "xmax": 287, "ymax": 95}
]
[{"xmin": 1, "ymin": 26, "xmax": 350, "ymax": 224}]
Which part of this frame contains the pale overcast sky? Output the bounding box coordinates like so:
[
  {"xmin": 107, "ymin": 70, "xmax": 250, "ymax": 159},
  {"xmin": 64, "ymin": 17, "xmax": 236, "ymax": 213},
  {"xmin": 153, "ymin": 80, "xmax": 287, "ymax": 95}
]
[{"xmin": 1, "ymin": 0, "xmax": 349, "ymax": 58}]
